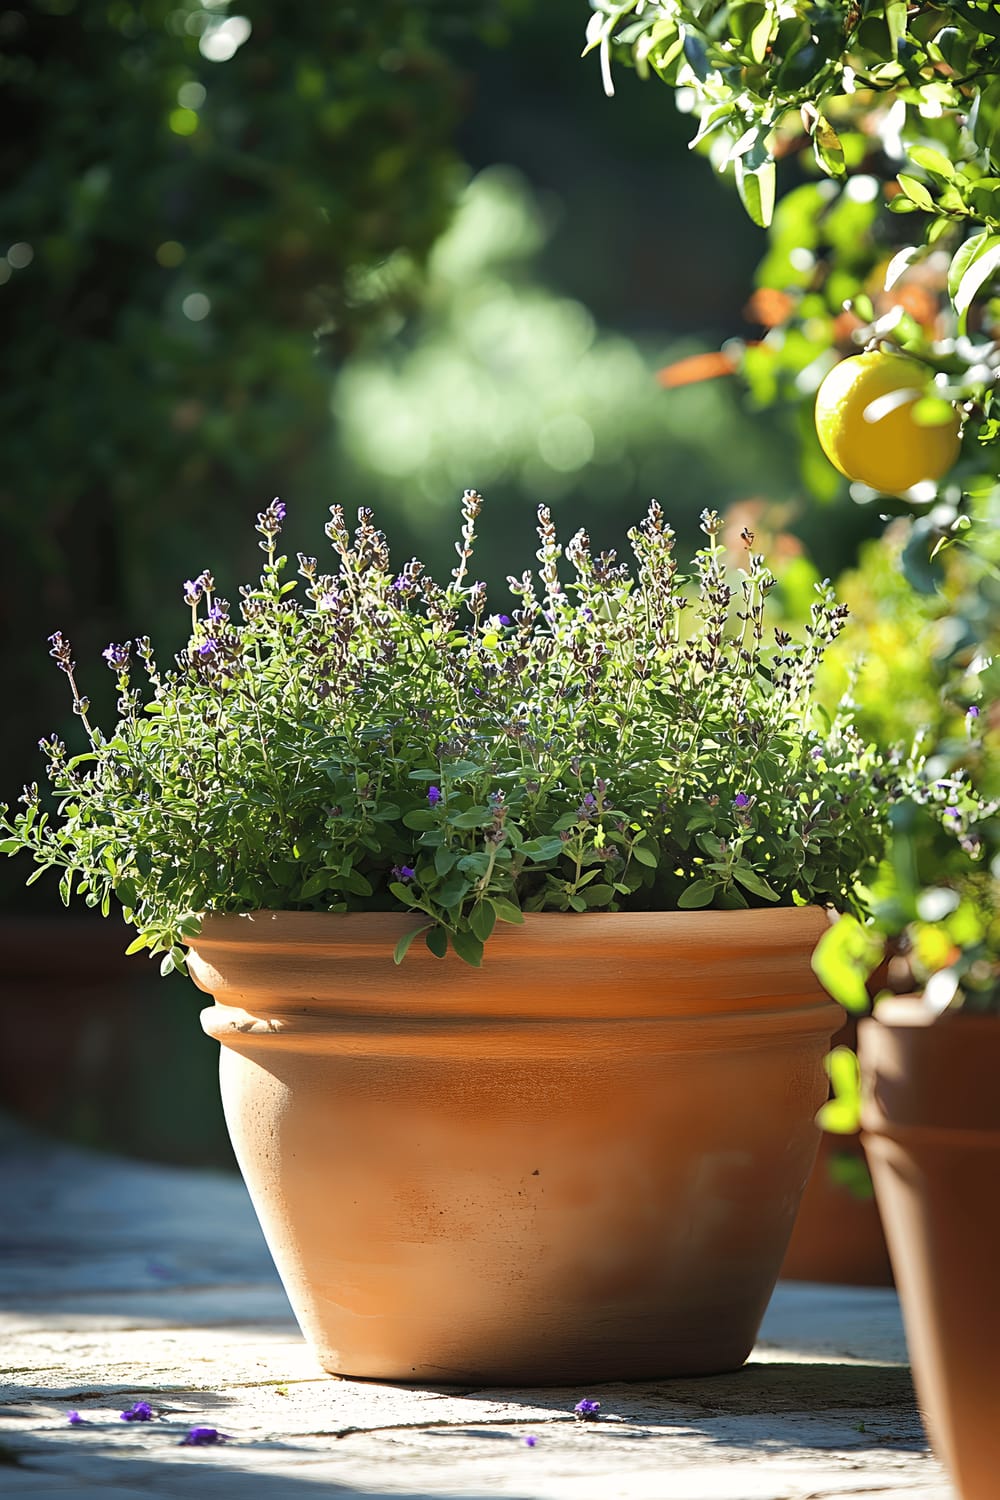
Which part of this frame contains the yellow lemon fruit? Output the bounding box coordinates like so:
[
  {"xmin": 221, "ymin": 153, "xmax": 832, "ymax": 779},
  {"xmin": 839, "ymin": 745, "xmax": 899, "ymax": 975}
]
[{"xmin": 814, "ymin": 351, "xmax": 961, "ymax": 494}]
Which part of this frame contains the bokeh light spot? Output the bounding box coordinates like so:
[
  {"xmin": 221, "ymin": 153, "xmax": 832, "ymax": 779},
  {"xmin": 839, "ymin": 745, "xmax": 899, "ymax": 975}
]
[
  {"xmin": 182, "ymin": 293, "xmax": 211, "ymax": 322},
  {"xmin": 156, "ymin": 241, "xmax": 186, "ymax": 269}
]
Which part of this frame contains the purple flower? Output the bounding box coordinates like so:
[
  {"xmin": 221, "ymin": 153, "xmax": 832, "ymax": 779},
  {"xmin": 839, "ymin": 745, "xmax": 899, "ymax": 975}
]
[
  {"xmin": 573, "ymin": 1398, "xmax": 601, "ymax": 1420},
  {"xmin": 944, "ymin": 806, "xmax": 961, "ymax": 824},
  {"xmin": 179, "ymin": 1427, "xmax": 228, "ymax": 1447},
  {"xmin": 102, "ymin": 642, "xmax": 131, "ymax": 673},
  {"xmin": 392, "ymin": 865, "xmax": 415, "ymax": 883},
  {"xmin": 273, "ymin": 501, "xmax": 286, "ymax": 523},
  {"xmin": 524, "ymin": 1434, "xmax": 537, "ymax": 1447},
  {"xmin": 427, "ymin": 786, "xmax": 442, "ymax": 806},
  {"xmin": 967, "ymin": 705, "xmax": 980, "ymax": 719},
  {"xmin": 498, "ymin": 614, "xmax": 511, "ymax": 626},
  {"xmin": 196, "ymin": 638, "xmax": 218, "ymax": 660},
  {"xmin": 183, "ymin": 578, "xmax": 203, "ymax": 605},
  {"xmin": 810, "ymin": 746, "xmax": 824, "ymax": 761},
  {"xmin": 67, "ymin": 1411, "xmax": 87, "ymax": 1426},
  {"xmin": 120, "ymin": 1401, "xmax": 153, "ymax": 1422},
  {"xmin": 733, "ymin": 792, "xmax": 751, "ymax": 810}
]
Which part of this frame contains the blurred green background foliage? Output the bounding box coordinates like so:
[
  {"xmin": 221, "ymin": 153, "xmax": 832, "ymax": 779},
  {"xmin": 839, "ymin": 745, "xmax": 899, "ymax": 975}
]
[{"xmin": 3, "ymin": 0, "xmax": 996, "ymax": 1159}]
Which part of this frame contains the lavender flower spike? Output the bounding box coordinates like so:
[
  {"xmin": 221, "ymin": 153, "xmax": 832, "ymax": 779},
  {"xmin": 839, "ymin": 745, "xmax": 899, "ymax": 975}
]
[
  {"xmin": 733, "ymin": 792, "xmax": 751, "ymax": 809},
  {"xmin": 427, "ymin": 786, "xmax": 442, "ymax": 807},
  {"xmin": 102, "ymin": 642, "xmax": 131, "ymax": 673}
]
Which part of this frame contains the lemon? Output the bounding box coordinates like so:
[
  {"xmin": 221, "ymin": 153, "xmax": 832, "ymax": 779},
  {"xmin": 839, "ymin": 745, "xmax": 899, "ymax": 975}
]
[{"xmin": 814, "ymin": 351, "xmax": 961, "ymax": 493}]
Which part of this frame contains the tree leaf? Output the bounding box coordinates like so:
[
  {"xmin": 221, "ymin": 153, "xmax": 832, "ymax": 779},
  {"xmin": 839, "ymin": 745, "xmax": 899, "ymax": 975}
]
[
  {"xmin": 906, "ymin": 145, "xmax": 955, "ymax": 181},
  {"xmin": 947, "ymin": 228, "xmax": 990, "ymax": 303},
  {"xmin": 734, "ymin": 156, "xmax": 776, "ymax": 229},
  {"xmin": 811, "ymin": 915, "xmax": 884, "ymax": 1012},
  {"xmin": 883, "ymin": 244, "xmax": 922, "ymax": 292},
  {"xmin": 896, "ymin": 174, "xmax": 934, "ymax": 212},
  {"xmin": 952, "ymin": 232, "xmax": 1000, "ymax": 332},
  {"xmin": 816, "ymin": 1046, "xmax": 862, "ymax": 1135}
]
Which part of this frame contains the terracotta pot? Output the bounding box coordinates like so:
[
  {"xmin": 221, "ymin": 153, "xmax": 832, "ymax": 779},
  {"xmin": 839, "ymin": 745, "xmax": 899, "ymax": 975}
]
[
  {"xmin": 780, "ymin": 1131, "xmax": 893, "ymax": 1286},
  {"xmin": 859, "ymin": 999, "xmax": 1000, "ymax": 1500},
  {"xmin": 781, "ymin": 1012, "xmax": 892, "ymax": 1287},
  {"xmin": 191, "ymin": 907, "xmax": 839, "ymax": 1385}
]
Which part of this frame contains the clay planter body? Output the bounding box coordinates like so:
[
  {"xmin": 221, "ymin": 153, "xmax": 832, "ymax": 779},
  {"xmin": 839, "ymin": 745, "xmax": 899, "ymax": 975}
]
[
  {"xmin": 190, "ymin": 907, "xmax": 839, "ymax": 1385},
  {"xmin": 859, "ymin": 1000, "xmax": 1000, "ymax": 1500}
]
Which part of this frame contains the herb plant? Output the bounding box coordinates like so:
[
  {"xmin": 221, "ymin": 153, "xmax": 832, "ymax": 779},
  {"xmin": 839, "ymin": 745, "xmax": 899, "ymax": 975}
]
[{"xmin": 2, "ymin": 493, "xmax": 924, "ymax": 972}]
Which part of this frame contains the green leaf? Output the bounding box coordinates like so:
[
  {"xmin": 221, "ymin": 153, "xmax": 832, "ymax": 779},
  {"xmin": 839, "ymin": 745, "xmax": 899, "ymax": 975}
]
[
  {"xmin": 425, "ymin": 926, "xmax": 448, "ymax": 959},
  {"xmin": 885, "ymin": 0, "xmax": 907, "ymax": 56},
  {"xmin": 581, "ymin": 883, "xmax": 615, "ymax": 907},
  {"xmin": 896, "ymin": 175, "xmax": 934, "ymax": 212},
  {"xmin": 811, "ymin": 116, "xmax": 844, "ymax": 179},
  {"xmin": 677, "ymin": 877, "xmax": 716, "ymax": 909},
  {"xmin": 748, "ymin": 6, "xmax": 774, "ymax": 65},
  {"xmin": 816, "ymin": 1046, "xmax": 862, "ymax": 1135},
  {"xmin": 630, "ymin": 841, "xmax": 658, "ymax": 868},
  {"xmin": 811, "ymin": 916, "xmax": 884, "ymax": 1013},
  {"xmin": 388, "ymin": 880, "xmax": 419, "ymax": 906},
  {"xmin": 906, "ymin": 145, "xmax": 955, "ymax": 182},
  {"xmin": 469, "ymin": 901, "xmax": 497, "ymax": 943},
  {"xmin": 403, "ymin": 809, "xmax": 438, "ymax": 831},
  {"xmin": 451, "ymin": 926, "xmax": 484, "ymax": 967},
  {"xmin": 125, "ymin": 933, "xmax": 151, "ymax": 955},
  {"xmin": 437, "ymin": 875, "xmax": 472, "ymax": 908},
  {"xmin": 731, "ymin": 866, "xmax": 780, "ymax": 900},
  {"xmin": 735, "ymin": 155, "xmax": 776, "ymax": 229},
  {"xmin": 393, "ymin": 924, "xmax": 430, "ymax": 965},
  {"xmin": 520, "ymin": 836, "xmax": 566, "ymax": 863},
  {"xmin": 951, "ymin": 232, "xmax": 1000, "ymax": 333},
  {"xmin": 947, "ymin": 229, "xmax": 991, "ymax": 303},
  {"xmin": 489, "ymin": 897, "xmax": 525, "ymax": 925},
  {"xmin": 448, "ymin": 807, "xmax": 493, "ymax": 829},
  {"xmin": 883, "ymin": 244, "xmax": 922, "ymax": 292},
  {"xmin": 680, "ymin": 26, "xmax": 710, "ymax": 81}
]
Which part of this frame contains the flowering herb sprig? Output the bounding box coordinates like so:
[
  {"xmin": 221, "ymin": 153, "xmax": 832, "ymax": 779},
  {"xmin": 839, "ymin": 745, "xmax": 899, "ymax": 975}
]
[{"xmin": 1, "ymin": 493, "xmax": 934, "ymax": 970}]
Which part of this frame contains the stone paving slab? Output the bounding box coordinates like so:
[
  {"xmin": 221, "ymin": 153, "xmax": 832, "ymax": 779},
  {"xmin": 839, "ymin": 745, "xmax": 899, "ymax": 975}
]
[{"xmin": 0, "ymin": 1114, "xmax": 953, "ymax": 1499}]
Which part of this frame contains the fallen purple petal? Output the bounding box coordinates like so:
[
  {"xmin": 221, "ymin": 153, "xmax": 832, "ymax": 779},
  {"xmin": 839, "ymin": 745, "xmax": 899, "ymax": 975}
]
[
  {"xmin": 179, "ymin": 1426, "xmax": 229, "ymax": 1447},
  {"xmin": 573, "ymin": 1398, "xmax": 601, "ymax": 1420},
  {"xmin": 524, "ymin": 1433, "xmax": 538, "ymax": 1447},
  {"xmin": 120, "ymin": 1401, "xmax": 154, "ymax": 1422},
  {"xmin": 67, "ymin": 1411, "xmax": 87, "ymax": 1426}
]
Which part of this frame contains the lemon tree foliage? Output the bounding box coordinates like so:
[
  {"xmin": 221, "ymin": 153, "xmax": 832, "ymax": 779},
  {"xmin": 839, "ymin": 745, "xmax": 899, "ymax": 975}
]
[
  {"xmin": 585, "ymin": 1, "xmax": 1000, "ymax": 521},
  {"xmin": 585, "ymin": 3, "xmax": 1000, "ymax": 1019}
]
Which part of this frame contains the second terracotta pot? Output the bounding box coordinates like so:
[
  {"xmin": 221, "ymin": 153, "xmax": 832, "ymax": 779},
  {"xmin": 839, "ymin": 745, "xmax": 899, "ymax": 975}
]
[
  {"xmin": 191, "ymin": 907, "xmax": 838, "ymax": 1385},
  {"xmin": 860, "ymin": 999, "xmax": 1000, "ymax": 1500}
]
